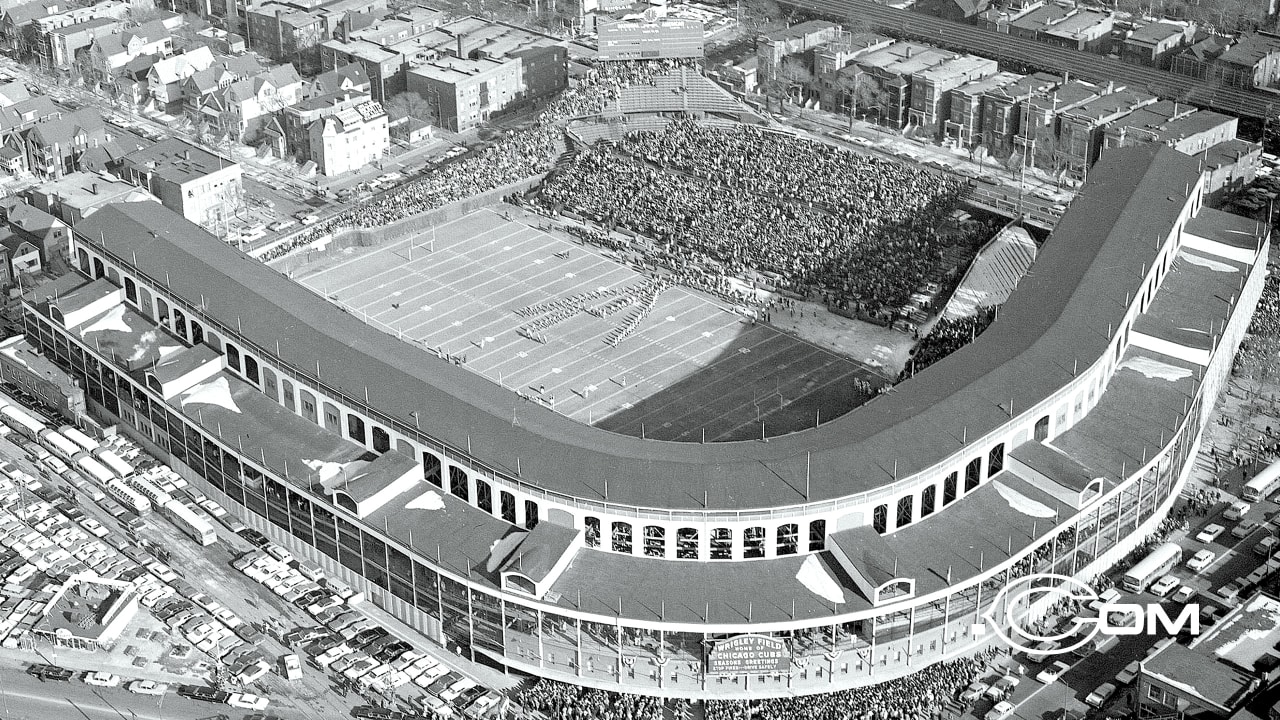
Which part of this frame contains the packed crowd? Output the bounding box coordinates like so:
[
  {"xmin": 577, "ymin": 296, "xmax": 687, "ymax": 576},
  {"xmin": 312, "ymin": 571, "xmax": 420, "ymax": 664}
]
[
  {"xmin": 516, "ymin": 679, "xmax": 669, "ymax": 720},
  {"xmin": 897, "ymin": 309, "xmax": 998, "ymax": 382},
  {"xmin": 259, "ymin": 59, "xmax": 695, "ymax": 263},
  {"xmin": 1234, "ymin": 272, "xmax": 1280, "ymax": 379},
  {"xmin": 537, "ymin": 120, "xmax": 967, "ymax": 316},
  {"xmin": 706, "ymin": 647, "xmax": 1001, "ymax": 720}
]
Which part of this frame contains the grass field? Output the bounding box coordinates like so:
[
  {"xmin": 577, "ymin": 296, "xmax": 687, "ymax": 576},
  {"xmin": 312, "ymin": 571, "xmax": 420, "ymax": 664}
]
[{"xmin": 290, "ymin": 208, "xmax": 882, "ymax": 442}]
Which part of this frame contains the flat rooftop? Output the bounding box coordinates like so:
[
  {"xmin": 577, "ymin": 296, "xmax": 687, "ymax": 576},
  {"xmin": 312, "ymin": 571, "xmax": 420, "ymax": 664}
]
[{"xmin": 122, "ymin": 138, "xmax": 236, "ymax": 185}]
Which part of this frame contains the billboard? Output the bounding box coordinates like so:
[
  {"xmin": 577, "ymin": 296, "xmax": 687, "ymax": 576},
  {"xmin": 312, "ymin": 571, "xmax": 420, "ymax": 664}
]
[
  {"xmin": 706, "ymin": 635, "xmax": 791, "ymax": 675},
  {"xmin": 597, "ymin": 18, "xmax": 704, "ymax": 60}
]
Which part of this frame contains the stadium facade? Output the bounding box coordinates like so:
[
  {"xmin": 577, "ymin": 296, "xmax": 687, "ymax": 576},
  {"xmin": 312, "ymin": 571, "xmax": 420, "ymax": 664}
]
[{"xmin": 18, "ymin": 145, "xmax": 1268, "ymax": 699}]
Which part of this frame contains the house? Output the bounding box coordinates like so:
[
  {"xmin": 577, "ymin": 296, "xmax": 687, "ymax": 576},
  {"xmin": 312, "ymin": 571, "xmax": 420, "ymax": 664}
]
[
  {"xmin": 0, "ymin": 80, "xmax": 28, "ymax": 105},
  {"xmin": 309, "ymin": 62, "xmax": 370, "ymax": 98},
  {"xmin": 191, "ymin": 63, "xmax": 302, "ymax": 142},
  {"xmin": 320, "ymin": 5, "xmax": 443, "ymax": 101},
  {"xmin": 1016, "ymin": 78, "xmax": 1104, "ymax": 170},
  {"xmin": 86, "ymin": 19, "xmax": 174, "ymax": 78},
  {"xmin": 24, "ymin": 170, "xmax": 153, "ymax": 224},
  {"xmin": 1053, "ymin": 88, "xmax": 1156, "ymax": 178},
  {"xmin": 117, "ymin": 138, "xmax": 242, "ymax": 230},
  {"xmin": 756, "ymin": 20, "xmax": 840, "ymax": 83},
  {"xmin": 1121, "ymin": 22, "xmax": 1193, "ymax": 68},
  {"xmin": 1102, "ymin": 100, "xmax": 1238, "ymax": 156},
  {"xmin": 273, "ymin": 88, "xmax": 367, "ymax": 160},
  {"xmin": 0, "ymin": 227, "xmax": 41, "ymax": 278},
  {"xmin": 23, "ymin": 107, "xmax": 108, "ymax": 179},
  {"xmin": 2, "ymin": 197, "xmax": 69, "ymax": 271},
  {"xmin": 914, "ymin": 0, "xmax": 989, "ymax": 22},
  {"xmin": 944, "ymin": 71, "xmax": 1020, "ymax": 147},
  {"xmin": 0, "ymin": 94, "xmax": 59, "ymax": 174},
  {"xmin": 850, "ymin": 42, "xmax": 956, "ymax": 129},
  {"xmin": 303, "ymin": 96, "xmax": 387, "ymax": 175},
  {"xmin": 147, "ymin": 45, "xmax": 215, "ymax": 108},
  {"xmin": 0, "ymin": 0, "xmax": 63, "ymax": 55},
  {"xmin": 76, "ymin": 135, "xmax": 146, "ymax": 174},
  {"xmin": 1170, "ymin": 33, "xmax": 1233, "ymax": 82},
  {"xmin": 179, "ymin": 53, "xmax": 263, "ymax": 115},
  {"xmin": 908, "ymin": 55, "xmax": 998, "ymax": 138},
  {"xmin": 31, "ymin": 0, "xmax": 133, "ymax": 69},
  {"xmin": 1007, "ymin": 5, "xmax": 1114, "ymax": 53},
  {"xmin": 1213, "ymin": 32, "xmax": 1280, "ymax": 89}
]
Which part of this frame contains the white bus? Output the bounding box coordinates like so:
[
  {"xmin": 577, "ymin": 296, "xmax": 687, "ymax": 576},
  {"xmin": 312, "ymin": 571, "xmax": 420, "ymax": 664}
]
[
  {"xmin": 1122, "ymin": 542, "xmax": 1183, "ymax": 593},
  {"xmin": 74, "ymin": 455, "xmax": 115, "ymax": 486},
  {"xmin": 92, "ymin": 448, "xmax": 133, "ymax": 480},
  {"xmin": 106, "ymin": 479, "xmax": 150, "ymax": 515},
  {"xmin": 124, "ymin": 475, "xmax": 172, "ymax": 507},
  {"xmin": 58, "ymin": 426, "xmax": 98, "ymax": 455},
  {"xmin": 1244, "ymin": 461, "xmax": 1280, "ymax": 502},
  {"xmin": 162, "ymin": 499, "xmax": 216, "ymax": 547},
  {"xmin": 0, "ymin": 405, "xmax": 44, "ymax": 440},
  {"xmin": 38, "ymin": 430, "xmax": 80, "ymax": 461}
]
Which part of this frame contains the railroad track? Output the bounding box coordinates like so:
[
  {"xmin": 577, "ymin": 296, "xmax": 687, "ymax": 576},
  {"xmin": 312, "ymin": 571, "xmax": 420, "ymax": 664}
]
[{"xmin": 785, "ymin": 0, "xmax": 1280, "ymax": 121}]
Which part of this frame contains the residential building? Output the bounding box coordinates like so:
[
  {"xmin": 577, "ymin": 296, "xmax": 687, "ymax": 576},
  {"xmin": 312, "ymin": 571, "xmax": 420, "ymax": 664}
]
[
  {"xmin": 1196, "ymin": 138, "xmax": 1262, "ymax": 204},
  {"xmin": 180, "ymin": 54, "xmax": 264, "ymax": 115},
  {"xmin": 319, "ymin": 37, "xmax": 402, "ymax": 101},
  {"xmin": 1102, "ymin": 100, "xmax": 1238, "ymax": 156},
  {"xmin": 2, "ymin": 196, "xmax": 69, "ymax": 271},
  {"xmin": 23, "ymin": 107, "xmax": 108, "ymax": 179},
  {"xmin": 0, "ymin": 334, "xmax": 85, "ymax": 419},
  {"xmin": 944, "ymin": 71, "xmax": 1020, "ymax": 147},
  {"xmin": 914, "ymin": 0, "xmax": 989, "ymax": 22},
  {"xmin": 1214, "ymin": 32, "xmax": 1280, "ymax": 89},
  {"xmin": 908, "ymin": 55, "xmax": 997, "ymax": 138},
  {"xmin": 852, "ymin": 42, "xmax": 955, "ymax": 129},
  {"xmin": 86, "ymin": 19, "xmax": 174, "ymax": 78},
  {"xmin": 404, "ymin": 19, "xmax": 566, "ymax": 132},
  {"xmin": 307, "ymin": 97, "xmax": 387, "ymax": 175},
  {"xmin": 596, "ymin": 17, "xmax": 704, "ymax": 61},
  {"xmin": 0, "ymin": 95, "xmax": 61, "ymax": 173},
  {"xmin": 44, "ymin": 17, "xmax": 119, "ymax": 71},
  {"xmin": 1055, "ymin": 88, "xmax": 1156, "ymax": 178},
  {"xmin": 1121, "ymin": 21, "xmax": 1192, "ymax": 68},
  {"xmin": 1170, "ymin": 34, "xmax": 1233, "ymax": 81},
  {"xmin": 755, "ymin": 20, "xmax": 839, "ymax": 82},
  {"xmin": 1007, "ymin": 5, "xmax": 1114, "ymax": 53},
  {"xmin": 30, "ymin": 0, "xmax": 134, "ymax": 69},
  {"xmin": 148, "ymin": 46, "xmax": 216, "ymax": 107},
  {"xmin": 308, "ymin": 61, "xmax": 370, "ymax": 98},
  {"xmin": 247, "ymin": 3, "xmax": 324, "ymax": 65},
  {"xmin": 1, "ymin": 0, "xmax": 64, "ymax": 55},
  {"xmin": 1016, "ymin": 78, "xmax": 1104, "ymax": 170},
  {"xmin": 117, "ymin": 138, "xmax": 242, "ymax": 231},
  {"xmin": 812, "ymin": 32, "xmax": 893, "ymax": 77},
  {"xmin": 191, "ymin": 63, "xmax": 302, "ymax": 142},
  {"xmin": 24, "ymin": 170, "xmax": 153, "ymax": 224}
]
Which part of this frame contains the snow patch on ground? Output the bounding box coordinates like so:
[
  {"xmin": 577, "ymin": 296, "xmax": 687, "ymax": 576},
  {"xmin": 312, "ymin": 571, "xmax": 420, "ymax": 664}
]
[
  {"xmin": 406, "ymin": 490, "xmax": 446, "ymax": 511},
  {"xmin": 1119, "ymin": 356, "xmax": 1192, "ymax": 382},
  {"xmin": 992, "ymin": 481, "xmax": 1057, "ymax": 517},
  {"xmin": 1179, "ymin": 252, "xmax": 1236, "ymax": 273},
  {"xmin": 79, "ymin": 305, "xmax": 130, "ymax": 336},
  {"xmin": 303, "ymin": 459, "xmax": 347, "ymax": 484},
  {"xmin": 796, "ymin": 555, "xmax": 845, "ymax": 604},
  {"xmin": 180, "ymin": 377, "xmax": 241, "ymax": 414}
]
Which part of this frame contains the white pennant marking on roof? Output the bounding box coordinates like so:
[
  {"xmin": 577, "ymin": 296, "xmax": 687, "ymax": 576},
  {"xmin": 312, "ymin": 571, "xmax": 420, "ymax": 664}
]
[
  {"xmin": 180, "ymin": 377, "xmax": 241, "ymax": 414},
  {"xmin": 796, "ymin": 555, "xmax": 845, "ymax": 604},
  {"xmin": 303, "ymin": 459, "xmax": 347, "ymax": 484},
  {"xmin": 1178, "ymin": 251, "xmax": 1236, "ymax": 273},
  {"xmin": 1119, "ymin": 356, "xmax": 1192, "ymax": 383},
  {"xmin": 992, "ymin": 480, "xmax": 1056, "ymax": 518},
  {"xmin": 79, "ymin": 305, "xmax": 130, "ymax": 337},
  {"xmin": 406, "ymin": 490, "xmax": 445, "ymax": 511}
]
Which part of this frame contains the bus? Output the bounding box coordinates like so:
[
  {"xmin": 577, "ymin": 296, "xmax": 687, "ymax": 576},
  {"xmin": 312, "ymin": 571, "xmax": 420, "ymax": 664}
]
[
  {"xmin": 162, "ymin": 499, "xmax": 216, "ymax": 547},
  {"xmin": 58, "ymin": 427, "xmax": 98, "ymax": 455},
  {"xmin": 38, "ymin": 430, "xmax": 80, "ymax": 461},
  {"xmin": 1244, "ymin": 460, "xmax": 1280, "ymax": 502},
  {"xmin": 0, "ymin": 405, "xmax": 44, "ymax": 440},
  {"xmin": 92, "ymin": 448, "xmax": 133, "ymax": 480},
  {"xmin": 74, "ymin": 455, "xmax": 115, "ymax": 486},
  {"xmin": 124, "ymin": 475, "xmax": 172, "ymax": 507},
  {"xmin": 1122, "ymin": 542, "xmax": 1183, "ymax": 593},
  {"xmin": 106, "ymin": 479, "xmax": 150, "ymax": 515}
]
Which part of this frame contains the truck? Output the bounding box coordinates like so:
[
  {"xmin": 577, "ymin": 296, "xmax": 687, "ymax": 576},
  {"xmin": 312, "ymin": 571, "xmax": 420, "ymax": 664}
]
[{"xmin": 161, "ymin": 499, "xmax": 216, "ymax": 547}]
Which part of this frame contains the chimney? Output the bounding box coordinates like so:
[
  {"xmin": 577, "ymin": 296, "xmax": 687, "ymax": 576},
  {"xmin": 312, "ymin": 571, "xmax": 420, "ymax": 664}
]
[{"xmin": 906, "ymin": 45, "xmax": 913, "ymax": 58}]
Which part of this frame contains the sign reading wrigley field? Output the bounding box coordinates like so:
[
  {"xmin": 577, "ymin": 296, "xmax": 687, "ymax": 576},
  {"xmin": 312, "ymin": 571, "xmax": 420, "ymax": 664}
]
[{"xmin": 706, "ymin": 635, "xmax": 792, "ymax": 675}]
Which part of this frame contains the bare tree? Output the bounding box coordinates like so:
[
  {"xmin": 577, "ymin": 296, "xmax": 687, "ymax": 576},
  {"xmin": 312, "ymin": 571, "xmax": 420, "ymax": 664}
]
[
  {"xmin": 386, "ymin": 91, "xmax": 436, "ymax": 126},
  {"xmin": 778, "ymin": 57, "xmax": 812, "ymax": 106}
]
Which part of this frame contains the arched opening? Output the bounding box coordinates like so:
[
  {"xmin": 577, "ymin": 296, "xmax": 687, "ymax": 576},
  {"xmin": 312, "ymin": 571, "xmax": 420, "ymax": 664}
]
[
  {"xmin": 524, "ymin": 500, "xmax": 538, "ymax": 529},
  {"xmin": 809, "ymin": 519, "xmax": 826, "ymax": 550},
  {"xmin": 335, "ymin": 492, "xmax": 358, "ymax": 514},
  {"xmin": 777, "ymin": 523, "xmax": 798, "ymax": 555},
  {"xmin": 500, "ymin": 491, "xmax": 516, "ymax": 523},
  {"xmin": 371, "ymin": 426, "xmax": 390, "ymax": 453},
  {"xmin": 676, "ymin": 528, "xmax": 698, "ymax": 559},
  {"xmin": 448, "ymin": 466, "xmax": 468, "ymax": 501},
  {"xmin": 77, "ymin": 248, "xmax": 88, "ymax": 272},
  {"xmin": 944, "ymin": 472, "xmax": 958, "ymax": 505},
  {"xmin": 422, "ymin": 453, "xmax": 441, "ymax": 486},
  {"xmin": 123, "ymin": 277, "xmax": 137, "ymax": 303},
  {"xmin": 1034, "ymin": 415, "xmax": 1050, "ymax": 441},
  {"xmin": 988, "ymin": 443, "xmax": 1005, "ymax": 477},
  {"xmin": 243, "ymin": 355, "xmax": 260, "ymax": 385},
  {"xmin": 172, "ymin": 309, "xmax": 187, "ymax": 338},
  {"xmin": 225, "ymin": 343, "xmax": 241, "ymax": 372},
  {"xmin": 896, "ymin": 495, "xmax": 913, "ymax": 528},
  {"xmin": 964, "ymin": 458, "xmax": 981, "ymax": 492},
  {"xmin": 921, "ymin": 485, "xmax": 936, "ymax": 517},
  {"xmin": 611, "ymin": 522, "xmax": 632, "ymax": 553},
  {"xmin": 643, "ymin": 526, "xmax": 665, "ymax": 557},
  {"xmin": 347, "ymin": 413, "xmax": 366, "ymax": 444},
  {"xmin": 475, "ymin": 478, "xmax": 492, "ymax": 513},
  {"xmin": 584, "ymin": 517, "xmax": 600, "ymax": 548},
  {"xmin": 505, "ymin": 574, "xmax": 537, "ymax": 595},
  {"xmin": 873, "ymin": 504, "xmax": 888, "ymax": 534},
  {"xmin": 92, "ymin": 257, "xmax": 104, "ymax": 278},
  {"xmin": 744, "ymin": 527, "xmax": 765, "ymax": 558},
  {"xmin": 710, "ymin": 528, "xmax": 732, "ymax": 560}
]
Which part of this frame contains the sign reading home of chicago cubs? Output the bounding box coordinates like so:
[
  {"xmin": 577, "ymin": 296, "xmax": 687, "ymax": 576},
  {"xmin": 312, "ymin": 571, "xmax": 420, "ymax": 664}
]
[{"xmin": 706, "ymin": 635, "xmax": 791, "ymax": 675}]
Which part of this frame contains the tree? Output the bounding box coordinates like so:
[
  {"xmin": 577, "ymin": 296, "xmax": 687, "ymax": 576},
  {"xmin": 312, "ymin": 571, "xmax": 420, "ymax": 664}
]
[
  {"xmin": 386, "ymin": 91, "xmax": 436, "ymax": 126},
  {"xmin": 778, "ymin": 57, "xmax": 812, "ymax": 106},
  {"xmin": 743, "ymin": 0, "xmax": 783, "ymax": 30},
  {"xmin": 834, "ymin": 71, "xmax": 876, "ymax": 129}
]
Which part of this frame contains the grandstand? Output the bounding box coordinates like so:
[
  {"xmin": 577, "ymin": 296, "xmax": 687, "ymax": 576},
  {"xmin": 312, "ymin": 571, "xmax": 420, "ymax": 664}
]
[
  {"xmin": 27, "ymin": 145, "xmax": 1267, "ymax": 701},
  {"xmin": 941, "ymin": 224, "xmax": 1038, "ymax": 321},
  {"xmin": 605, "ymin": 67, "xmax": 763, "ymax": 120}
]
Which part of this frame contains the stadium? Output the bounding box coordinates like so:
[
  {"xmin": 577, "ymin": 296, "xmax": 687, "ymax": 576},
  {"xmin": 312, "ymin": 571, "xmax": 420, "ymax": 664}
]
[{"xmin": 14, "ymin": 87, "xmax": 1269, "ymax": 707}]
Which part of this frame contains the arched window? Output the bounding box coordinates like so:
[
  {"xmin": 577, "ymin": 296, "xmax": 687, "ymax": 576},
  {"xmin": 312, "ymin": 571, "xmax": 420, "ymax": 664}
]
[
  {"xmin": 676, "ymin": 528, "xmax": 698, "ymax": 559},
  {"xmin": 873, "ymin": 504, "xmax": 888, "ymax": 534},
  {"xmin": 225, "ymin": 343, "xmax": 241, "ymax": 372},
  {"xmin": 506, "ymin": 575, "xmax": 536, "ymax": 595},
  {"xmin": 124, "ymin": 277, "xmax": 137, "ymax": 303},
  {"xmin": 524, "ymin": 501, "xmax": 538, "ymax": 530},
  {"xmin": 744, "ymin": 527, "xmax": 765, "ymax": 558},
  {"xmin": 584, "ymin": 517, "xmax": 600, "ymax": 548},
  {"xmin": 92, "ymin": 257, "xmax": 104, "ymax": 278},
  {"xmin": 500, "ymin": 492, "xmax": 516, "ymax": 523},
  {"xmin": 921, "ymin": 485, "xmax": 936, "ymax": 517},
  {"xmin": 335, "ymin": 492, "xmax": 357, "ymax": 514},
  {"xmin": 611, "ymin": 522, "xmax": 632, "ymax": 553},
  {"xmin": 448, "ymin": 466, "xmax": 468, "ymax": 501},
  {"xmin": 242, "ymin": 355, "xmax": 260, "ymax": 385},
  {"xmin": 156, "ymin": 298, "xmax": 169, "ymax": 324},
  {"xmin": 172, "ymin": 309, "xmax": 187, "ymax": 338},
  {"xmin": 371, "ymin": 426, "xmax": 390, "ymax": 453},
  {"xmin": 475, "ymin": 478, "xmax": 492, "ymax": 513},
  {"xmin": 944, "ymin": 472, "xmax": 958, "ymax": 505},
  {"xmin": 988, "ymin": 443, "xmax": 1005, "ymax": 477},
  {"xmin": 189, "ymin": 321, "xmax": 204, "ymax": 347},
  {"xmin": 107, "ymin": 267, "xmax": 120, "ymax": 285},
  {"xmin": 809, "ymin": 519, "xmax": 826, "ymax": 551},
  {"xmin": 965, "ymin": 458, "xmax": 981, "ymax": 491},
  {"xmin": 138, "ymin": 288, "xmax": 151, "ymax": 315},
  {"xmin": 423, "ymin": 453, "xmax": 441, "ymax": 486},
  {"xmin": 1034, "ymin": 415, "xmax": 1050, "ymax": 441},
  {"xmin": 777, "ymin": 523, "xmax": 798, "ymax": 555},
  {"xmin": 710, "ymin": 528, "xmax": 732, "ymax": 560},
  {"xmin": 77, "ymin": 248, "xmax": 88, "ymax": 272},
  {"xmin": 896, "ymin": 496, "xmax": 913, "ymax": 528},
  {"xmin": 347, "ymin": 414, "xmax": 366, "ymax": 444},
  {"xmin": 643, "ymin": 526, "xmax": 665, "ymax": 557}
]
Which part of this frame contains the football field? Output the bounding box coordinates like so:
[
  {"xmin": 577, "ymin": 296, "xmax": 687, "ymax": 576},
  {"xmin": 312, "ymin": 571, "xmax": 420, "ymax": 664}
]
[{"xmin": 291, "ymin": 208, "xmax": 881, "ymax": 441}]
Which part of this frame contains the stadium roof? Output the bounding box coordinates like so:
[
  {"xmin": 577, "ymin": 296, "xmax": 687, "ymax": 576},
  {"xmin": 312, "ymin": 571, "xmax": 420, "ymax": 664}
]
[{"xmin": 72, "ymin": 146, "xmax": 1208, "ymax": 512}]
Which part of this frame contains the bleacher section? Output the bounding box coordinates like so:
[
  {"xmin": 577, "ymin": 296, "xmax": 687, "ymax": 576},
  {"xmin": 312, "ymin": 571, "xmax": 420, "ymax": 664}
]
[
  {"xmin": 606, "ymin": 67, "xmax": 763, "ymax": 120},
  {"xmin": 941, "ymin": 225, "xmax": 1037, "ymax": 321}
]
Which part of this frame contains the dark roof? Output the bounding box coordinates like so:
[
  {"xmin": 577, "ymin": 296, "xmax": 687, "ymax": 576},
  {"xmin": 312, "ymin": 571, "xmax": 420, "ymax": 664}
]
[
  {"xmin": 72, "ymin": 147, "xmax": 1206, "ymax": 511},
  {"xmin": 497, "ymin": 521, "xmax": 579, "ymax": 583},
  {"xmin": 1009, "ymin": 441, "xmax": 1099, "ymax": 490},
  {"xmin": 150, "ymin": 343, "xmax": 220, "ymax": 384},
  {"xmin": 1143, "ymin": 642, "xmax": 1256, "ymax": 710}
]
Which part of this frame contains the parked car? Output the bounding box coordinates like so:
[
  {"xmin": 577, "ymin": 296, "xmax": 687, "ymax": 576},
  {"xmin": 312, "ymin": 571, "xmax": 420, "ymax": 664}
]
[
  {"xmin": 1086, "ymin": 681, "xmax": 1117, "ymax": 707},
  {"xmin": 1225, "ymin": 501, "xmax": 1252, "ymax": 521},
  {"xmin": 1232, "ymin": 520, "xmax": 1261, "ymax": 539},
  {"xmin": 1187, "ymin": 549, "xmax": 1216, "ymax": 571},
  {"xmin": 83, "ymin": 671, "xmax": 120, "ymax": 687},
  {"xmin": 1150, "ymin": 575, "xmax": 1179, "ymax": 597},
  {"xmin": 126, "ymin": 680, "xmax": 167, "ymax": 695},
  {"xmin": 1035, "ymin": 660, "xmax": 1070, "ymax": 684}
]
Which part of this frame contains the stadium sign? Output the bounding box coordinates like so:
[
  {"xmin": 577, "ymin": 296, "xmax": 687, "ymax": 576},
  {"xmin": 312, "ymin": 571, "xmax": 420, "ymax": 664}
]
[{"xmin": 706, "ymin": 635, "xmax": 791, "ymax": 675}]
